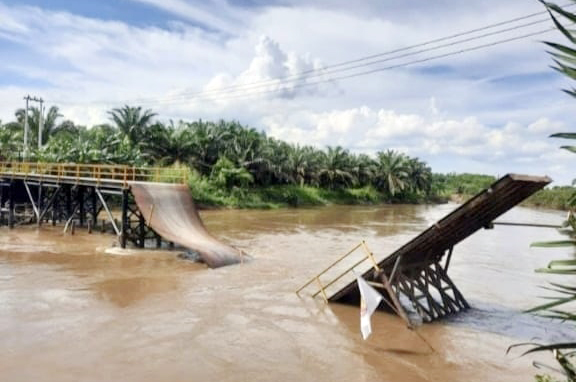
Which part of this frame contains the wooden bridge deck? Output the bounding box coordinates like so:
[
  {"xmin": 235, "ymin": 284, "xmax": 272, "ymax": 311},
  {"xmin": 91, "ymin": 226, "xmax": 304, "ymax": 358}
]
[{"xmin": 0, "ymin": 161, "xmax": 188, "ymax": 189}]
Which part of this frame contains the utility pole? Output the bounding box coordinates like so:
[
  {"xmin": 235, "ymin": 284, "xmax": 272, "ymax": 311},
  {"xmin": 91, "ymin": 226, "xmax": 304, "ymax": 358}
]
[
  {"xmin": 22, "ymin": 95, "xmax": 44, "ymax": 160},
  {"xmin": 39, "ymin": 99, "xmax": 44, "ymax": 150},
  {"xmin": 23, "ymin": 95, "xmax": 29, "ymax": 160}
]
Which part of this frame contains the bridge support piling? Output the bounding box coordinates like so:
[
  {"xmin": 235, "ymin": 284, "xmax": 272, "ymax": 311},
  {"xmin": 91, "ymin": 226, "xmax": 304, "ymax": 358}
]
[
  {"xmin": 138, "ymin": 213, "xmax": 146, "ymax": 248},
  {"xmin": 0, "ymin": 182, "xmax": 3, "ymax": 224},
  {"xmin": 52, "ymin": 193, "xmax": 58, "ymax": 225},
  {"xmin": 37, "ymin": 182, "xmax": 43, "ymax": 225},
  {"xmin": 65, "ymin": 185, "xmax": 72, "ymax": 220},
  {"xmin": 78, "ymin": 186, "xmax": 85, "ymax": 227},
  {"xmin": 8, "ymin": 181, "xmax": 14, "ymax": 229},
  {"xmin": 91, "ymin": 187, "xmax": 98, "ymax": 225},
  {"xmin": 120, "ymin": 189, "xmax": 128, "ymax": 249}
]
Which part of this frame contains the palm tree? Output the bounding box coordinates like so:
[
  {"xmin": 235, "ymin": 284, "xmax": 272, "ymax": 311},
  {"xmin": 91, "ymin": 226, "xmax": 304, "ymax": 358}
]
[
  {"xmin": 406, "ymin": 157, "xmax": 432, "ymax": 194},
  {"xmin": 13, "ymin": 106, "xmax": 63, "ymax": 146},
  {"xmin": 140, "ymin": 121, "xmax": 196, "ymax": 165},
  {"xmin": 375, "ymin": 150, "xmax": 409, "ymax": 196},
  {"xmin": 352, "ymin": 154, "xmax": 377, "ymax": 188},
  {"xmin": 318, "ymin": 146, "xmax": 356, "ymax": 189},
  {"xmin": 184, "ymin": 120, "xmax": 232, "ymax": 175},
  {"xmin": 108, "ymin": 105, "xmax": 157, "ymax": 144},
  {"xmin": 0, "ymin": 126, "xmax": 22, "ymax": 160}
]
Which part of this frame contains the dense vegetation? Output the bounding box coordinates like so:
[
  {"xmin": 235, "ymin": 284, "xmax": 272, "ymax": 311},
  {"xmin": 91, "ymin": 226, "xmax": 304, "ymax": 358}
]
[
  {"xmin": 2, "ymin": 105, "xmax": 572, "ymax": 209},
  {"xmin": 524, "ymin": 186, "xmax": 576, "ymax": 210},
  {"xmin": 514, "ymin": 2, "xmax": 576, "ymax": 381},
  {"xmin": 432, "ymin": 173, "xmax": 496, "ymax": 197},
  {"xmin": 0, "ymin": 105, "xmax": 440, "ymax": 207}
]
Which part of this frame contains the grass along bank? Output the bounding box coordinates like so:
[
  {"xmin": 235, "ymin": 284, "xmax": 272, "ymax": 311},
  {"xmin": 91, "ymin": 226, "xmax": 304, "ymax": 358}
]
[
  {"xmin": 174, "ymin": 167, "xmax": 575, "ymax": 210},
  {"xmin": 187, "ymin": 178, "xmax": 430, "ymax": 209}
]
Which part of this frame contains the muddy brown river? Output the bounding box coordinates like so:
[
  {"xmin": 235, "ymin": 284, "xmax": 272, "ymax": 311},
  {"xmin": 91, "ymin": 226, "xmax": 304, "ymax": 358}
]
[{"xmin": 0, "ymin": 204, "xmax": 574, "ymax": 381}]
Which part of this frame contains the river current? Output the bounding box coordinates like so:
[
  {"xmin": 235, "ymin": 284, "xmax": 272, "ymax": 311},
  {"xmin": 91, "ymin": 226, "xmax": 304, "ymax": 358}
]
[{"xmin": 0, "ymin": 203, "xmax": 573, "ymax": 381}]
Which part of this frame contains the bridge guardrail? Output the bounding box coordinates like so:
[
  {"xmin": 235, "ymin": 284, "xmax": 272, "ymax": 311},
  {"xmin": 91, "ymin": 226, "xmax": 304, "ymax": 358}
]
[
  {"xmin": 295, "ymin": 240, "xmax": 380, "ymax": 302},
  {"xmin": 0, "ymin": 162, "xmax": 189, "ymax": 186}
]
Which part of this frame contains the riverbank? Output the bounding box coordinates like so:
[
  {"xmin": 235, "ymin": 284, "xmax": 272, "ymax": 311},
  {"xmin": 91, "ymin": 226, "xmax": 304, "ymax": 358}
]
[
  {"xmin": 522, "ymin": 186, "xmax": 575, "ymax": 210},
  {"xmin": 189, "ymin": 182, "xmax": 574, "ymax": 211},
  {"xmin": 187, "ymin": 170, "xmax": 574, "ymax": 210},
  {"xmin": 189, "ymin": 181, "xmax": 441, "ymax": 209}
]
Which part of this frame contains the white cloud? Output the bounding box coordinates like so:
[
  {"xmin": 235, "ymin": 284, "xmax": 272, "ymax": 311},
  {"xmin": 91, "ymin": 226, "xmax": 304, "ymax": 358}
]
[
  {"xmin": 0, "ymin": 0, "xmax": 574, "ymax": 184},
  {"xmin": 261, "ymin": 105, "xmax": 572, "ymax": 183}
]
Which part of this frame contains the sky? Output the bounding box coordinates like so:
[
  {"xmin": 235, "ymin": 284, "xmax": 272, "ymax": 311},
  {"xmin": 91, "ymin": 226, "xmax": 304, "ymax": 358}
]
[{"xmin": 0, "ymin": 0, "xmax": 575, "ymax": 184}]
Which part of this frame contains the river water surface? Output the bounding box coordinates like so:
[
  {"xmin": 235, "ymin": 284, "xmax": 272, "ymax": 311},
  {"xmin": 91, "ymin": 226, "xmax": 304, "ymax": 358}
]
[{"xmin": 0, "ymin": 204, "xmax": 574, "ymax": 381}]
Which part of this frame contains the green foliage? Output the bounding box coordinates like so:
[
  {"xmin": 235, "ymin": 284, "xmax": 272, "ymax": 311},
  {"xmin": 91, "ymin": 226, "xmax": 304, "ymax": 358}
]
[
  {"xmin": 518, "ymin": 3, "xmax": 576, "ymax": 380},
  {"xmin": 1, "ymin": 103, "xmax": 439, "ymax": 206},
  {"xmin": 526, "ymin": 187, "xmax": 576, "ymax": 210},
  {"xmin": 151, "ymin": 162, "xmax": 192, "ymax": 183},
  {"xmin": 433, "ymin": 173, "xmax": 496, "ymax": 196},
  {"xmin": 108, "ymin": 105, "xmax": 157, "ymax": 144},
  {"xmin": 536, "ymin": 375, "xmax": 562, "ymax": 382},
  {"xmin": 210, "ymin": 157, "xmax": 254, "ymax": 190}
]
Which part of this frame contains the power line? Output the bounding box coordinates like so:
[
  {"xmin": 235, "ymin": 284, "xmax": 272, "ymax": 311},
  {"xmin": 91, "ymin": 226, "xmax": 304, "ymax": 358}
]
[
  {"xmin": 142, "ymin": 17, "xmax": 554, "ymax": 103},
  {"xmin": 123, "ymin": 4, "xmax": 574, "ymax": 105},
  {"xmin": 138, "ymin": 4, "xmax": 573, "ymax": 102},
  {"xmin": 49, "ymin": 4, "xmax": 570, "ymax": 108},
  {"xmin": 131, "ymin": 26, "xmax": 557, "ymax": 106}
]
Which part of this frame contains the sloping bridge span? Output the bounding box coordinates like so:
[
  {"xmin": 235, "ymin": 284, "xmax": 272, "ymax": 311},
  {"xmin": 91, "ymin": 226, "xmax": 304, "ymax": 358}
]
[
  {"xmin": 302, "ymin": 174, "xmax": 551, "ymax": 323},
  {"xmin": 130, "ymin": 183, "xmax": 243, "ymax": 268}
]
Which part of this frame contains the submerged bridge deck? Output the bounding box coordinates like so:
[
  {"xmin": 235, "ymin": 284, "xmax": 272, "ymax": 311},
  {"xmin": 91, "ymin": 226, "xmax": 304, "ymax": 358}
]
[
  {"xmin": 298, "ymin": 174, "xmax": 552, "ymax": 322},
  {"xmin": 0, "ymin": 162, "xmax": 242, "ymax": 268}
]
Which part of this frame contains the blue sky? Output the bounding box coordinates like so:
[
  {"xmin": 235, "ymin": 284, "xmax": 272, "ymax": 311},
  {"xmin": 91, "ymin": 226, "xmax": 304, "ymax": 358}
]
[{"xmin": 0, "ymin": 0, "xmax": 574, "ymax": 183}]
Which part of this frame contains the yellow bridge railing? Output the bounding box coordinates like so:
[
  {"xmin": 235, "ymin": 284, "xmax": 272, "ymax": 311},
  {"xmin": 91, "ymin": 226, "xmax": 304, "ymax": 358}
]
[
  {"xmin": 0, "ymin": 162, "xmax": 189, "ymax": 186},
  {"xmin": 296, "ymin": 240, "xmax": 381, "ymax": 303}
]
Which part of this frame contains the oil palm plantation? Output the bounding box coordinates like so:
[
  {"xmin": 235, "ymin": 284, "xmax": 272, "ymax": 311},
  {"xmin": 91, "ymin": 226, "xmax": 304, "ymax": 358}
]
[{"xmin": 108, "ymin": 105, "xmax": 157, "ymax": 145}]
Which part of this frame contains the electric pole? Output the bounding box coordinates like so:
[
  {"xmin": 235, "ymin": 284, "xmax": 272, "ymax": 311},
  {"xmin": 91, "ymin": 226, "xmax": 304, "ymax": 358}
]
[
  {"xmin": 22, "ymin": 95, "xmax": 44, "ymax": 160},
  {"xmin": 23, "ymin": 96, "xmax": 29, "ymax": 160},
  {"xmin": 39, "ymin": 99, "xmax": 44, "ymax": 150}
]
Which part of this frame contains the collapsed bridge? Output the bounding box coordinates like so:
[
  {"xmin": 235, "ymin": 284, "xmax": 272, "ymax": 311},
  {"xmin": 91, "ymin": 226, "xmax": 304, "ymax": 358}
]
[
  {"xmin": 297, "ymin": 174, "xmax": 551, "ymax": 322},
  {"xmin": 0, "ymin": 162, "xmax": 243, "ymax": 268}
]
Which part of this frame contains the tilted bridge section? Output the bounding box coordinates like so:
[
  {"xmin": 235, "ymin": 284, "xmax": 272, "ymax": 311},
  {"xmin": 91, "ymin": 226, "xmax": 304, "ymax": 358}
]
[
  {"xmin": 0, "ymin": 162, "xmax": 243, "ymax": 268},
  {"xmin": 297, "ymin": 174, "xmax": 551, "ymax": 323}
]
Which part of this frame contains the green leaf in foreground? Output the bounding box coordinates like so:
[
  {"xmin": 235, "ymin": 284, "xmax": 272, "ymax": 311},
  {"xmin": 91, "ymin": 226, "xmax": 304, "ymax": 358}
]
[{"xmin": 531, "ymin": 240, "xmax": 576, "ymax": 248}]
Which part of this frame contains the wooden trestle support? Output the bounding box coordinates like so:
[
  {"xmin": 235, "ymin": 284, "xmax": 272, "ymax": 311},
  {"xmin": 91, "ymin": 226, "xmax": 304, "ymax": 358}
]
[
  {"xmin": 382, "ymin": 248, "xmax": 470, "ymax": 322},
  {"xmin": 0, "ymin": 179, "xmax": 164, "ymax": 249}
]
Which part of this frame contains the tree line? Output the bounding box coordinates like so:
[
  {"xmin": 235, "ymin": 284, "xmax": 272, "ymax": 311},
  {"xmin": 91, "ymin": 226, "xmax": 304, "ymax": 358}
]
[{"xmin": 0, "ymin": 105, "xmax": 437, "ymax": 201}]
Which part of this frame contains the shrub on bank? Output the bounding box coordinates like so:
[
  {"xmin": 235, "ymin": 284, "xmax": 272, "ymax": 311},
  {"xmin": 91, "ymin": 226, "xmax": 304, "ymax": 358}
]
[{"xmin": 523, "ymin": 186, "xmax": 575, "ymax": 210}]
